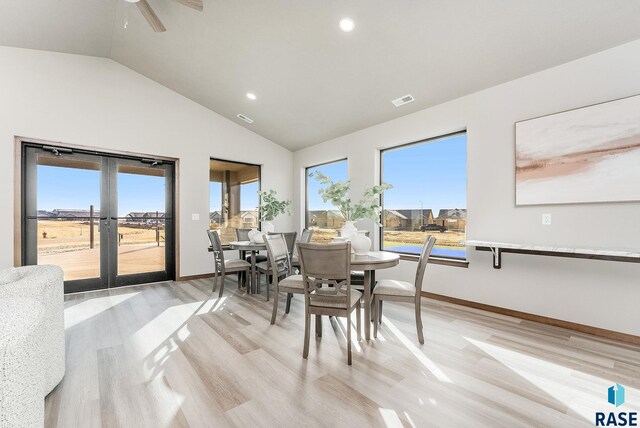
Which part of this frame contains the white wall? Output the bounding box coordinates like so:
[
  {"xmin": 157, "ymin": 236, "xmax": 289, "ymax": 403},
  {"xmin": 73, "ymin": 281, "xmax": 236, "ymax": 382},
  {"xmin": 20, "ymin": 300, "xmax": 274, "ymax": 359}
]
[
  {"xmin": 0, "ymin": 47, "xmax": 293, "ymax": 277},
  {"xmin": 293, "ymin": 39, "xmax": 640, "ymax": 336}
]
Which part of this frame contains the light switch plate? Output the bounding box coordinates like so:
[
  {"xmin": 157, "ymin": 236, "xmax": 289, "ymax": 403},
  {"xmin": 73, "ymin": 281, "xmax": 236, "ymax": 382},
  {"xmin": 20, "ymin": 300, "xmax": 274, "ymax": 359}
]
[
  {"xmin": 542, "ymin": 213, "xmax": 551, "ymax": 225},
  {"xmin": 192, "ymin": 213, "xmax": 200, "ymax": 221}
]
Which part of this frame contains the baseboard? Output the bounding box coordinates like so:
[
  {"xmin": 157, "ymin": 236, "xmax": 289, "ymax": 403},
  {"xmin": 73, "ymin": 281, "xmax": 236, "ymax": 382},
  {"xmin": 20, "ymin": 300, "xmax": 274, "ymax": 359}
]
[
  {"xmin": 421, "ymin": 291, "xmax": 640, "ymax": 346},
  {"xmin": 177, "ymin": 273, "xmax": 215, "ymax": 281}
]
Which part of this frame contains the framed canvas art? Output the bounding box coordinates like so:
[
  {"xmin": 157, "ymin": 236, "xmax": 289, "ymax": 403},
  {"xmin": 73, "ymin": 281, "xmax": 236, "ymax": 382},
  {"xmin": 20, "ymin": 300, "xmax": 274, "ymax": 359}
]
[{"xmin": 515, "ymin": 94, "xmax": 640, "ymax": 205}]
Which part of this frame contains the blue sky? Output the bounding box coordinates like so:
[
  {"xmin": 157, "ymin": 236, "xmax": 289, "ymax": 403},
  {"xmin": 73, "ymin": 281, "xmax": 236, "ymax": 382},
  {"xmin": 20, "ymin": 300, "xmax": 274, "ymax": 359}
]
[
  {"xmin": 209, "ymin": 180, "xmax": 259, "ymax": 212},
  {"xmin": 382, "ymin": 134, "xmax": 466, "ymax": 214},
  {"xmin": 37, "ymin": 166, "xmax": 166, "ymax": 216},
  {"xmin": 306, "ymin": 134, "xmax": 466, "ymax": 213}
]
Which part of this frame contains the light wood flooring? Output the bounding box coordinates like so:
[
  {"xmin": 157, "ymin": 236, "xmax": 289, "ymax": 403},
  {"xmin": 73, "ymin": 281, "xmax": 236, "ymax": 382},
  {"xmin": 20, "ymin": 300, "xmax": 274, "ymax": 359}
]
[{"xmin": 45, "ymin": 278, "xmax": 640, "ymax": 427}]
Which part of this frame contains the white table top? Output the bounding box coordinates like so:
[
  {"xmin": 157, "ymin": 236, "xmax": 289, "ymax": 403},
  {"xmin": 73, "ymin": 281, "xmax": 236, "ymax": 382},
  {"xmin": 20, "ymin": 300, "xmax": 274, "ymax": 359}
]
[
  {"xmin": 464, "ymin": 240, "xmax": 640, "ymax": 258},
  {"xmin": 350, "ymin": 251, "xmax": 400, "ymax": 270},
  {"xmin": 228, "ymin": 240, "xmax": 267, "ymax": 250}
]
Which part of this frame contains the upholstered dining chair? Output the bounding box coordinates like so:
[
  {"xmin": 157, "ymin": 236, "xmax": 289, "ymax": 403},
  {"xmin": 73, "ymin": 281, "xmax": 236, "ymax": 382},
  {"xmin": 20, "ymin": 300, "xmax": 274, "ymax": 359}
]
[
  {"xmin": 207, "ymin": 230, "xmax": 251, "ymax": 298},
  {"xmin": 291, "ymin": 228, "xmax": 313, "ymax": 270},
  {"xmin": 373, "ymin": 236, "xmax": 436, "ymax": 344},
  {"xmin": 298, "ymin": 242, "xmax": 362, "ymax": 365},
  {"xmin": 257, "ymin": 231, "xmax": 297, "ymax": 297},
  {"xmin": 264, "ymin": 234, "xmax": 305, "ymax": 323}
]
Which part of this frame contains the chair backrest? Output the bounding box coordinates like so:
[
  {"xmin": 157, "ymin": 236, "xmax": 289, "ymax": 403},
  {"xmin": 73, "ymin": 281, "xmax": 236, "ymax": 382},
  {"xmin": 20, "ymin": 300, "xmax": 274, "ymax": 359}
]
[
  {"xmin": 268, "ymin": 231, "xmax": 297, "ymax": 258},
  {"xmin": 414, "ymin": 236, "xmax": 436, "ymax": 296},
  {"xmin": 297, "ymin": 242, "xmax": 352, "ymax": 308},
  {"xmin": 299, "ymin": 228, "xmax": 314, "ymax": 243},
  {"xmin": 207, "ymin": 230, "xmax": 225, "ymax": 274},
  {"xmin": 264, "ymin": 234, "xmax": 292, "ymax": 280},
  {"xmin": 236, "ymin": 228, "xmax": 252, "ymax": 241}
]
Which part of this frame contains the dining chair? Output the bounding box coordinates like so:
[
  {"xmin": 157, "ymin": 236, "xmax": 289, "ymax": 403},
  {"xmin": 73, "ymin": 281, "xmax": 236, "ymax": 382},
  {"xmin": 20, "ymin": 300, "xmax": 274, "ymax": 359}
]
[
  {"xmin": 298, "ymin": 242, "xmax": 361, "ymax": 365},
  {"xmin": 235, "ymin": 228, "xmax": 252, "ymax": 284},
  {"xmin": 291, "ymin": 228, "xmax": 313, "ymax": 270},
  {"xmin": 207, "ymin": 230, "xmax": 251, "ymax": 297},
  {"xmin": 349, "ymin": 230, "xmax": 370, "ymax": 289},
  {"xmin": 256, "ymin": 231, "xmax": 297, "ymax": 297},
  {"xmin": 264, "ymin": 234, "xmax": 305, "ymax": 323},
  {"xmin": 373, "ymin": 236, "xmax": 436, "ymax": 344}
]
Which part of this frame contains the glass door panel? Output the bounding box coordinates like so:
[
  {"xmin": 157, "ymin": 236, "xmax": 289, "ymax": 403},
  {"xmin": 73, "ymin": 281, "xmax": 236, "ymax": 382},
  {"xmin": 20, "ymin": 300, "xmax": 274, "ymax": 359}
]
[
  {"xmin": 116, "ymin": 164, "xmax": 166, "ymax": 276},
  {"xmin": 35, "ymin": 155, "xmax": 102, "ymax": 282}
]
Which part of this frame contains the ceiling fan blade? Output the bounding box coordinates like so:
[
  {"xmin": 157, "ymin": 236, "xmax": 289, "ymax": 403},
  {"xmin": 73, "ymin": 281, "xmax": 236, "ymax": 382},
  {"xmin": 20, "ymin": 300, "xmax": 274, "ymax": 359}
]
[
  {"xmin": 174, "ymin": 0, "xmax": 203, "ymax": 12},
  {"xmin": 136, "ymin": 0, "xmax": 167, "ymax": 32}
]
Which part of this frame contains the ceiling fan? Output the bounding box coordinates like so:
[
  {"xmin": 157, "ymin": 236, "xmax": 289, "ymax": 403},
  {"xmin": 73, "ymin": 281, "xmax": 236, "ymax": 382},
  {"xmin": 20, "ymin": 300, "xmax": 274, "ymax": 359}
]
[{"xmin": 124, "ymin": 0, "xmax": 203, "ymax": 33}]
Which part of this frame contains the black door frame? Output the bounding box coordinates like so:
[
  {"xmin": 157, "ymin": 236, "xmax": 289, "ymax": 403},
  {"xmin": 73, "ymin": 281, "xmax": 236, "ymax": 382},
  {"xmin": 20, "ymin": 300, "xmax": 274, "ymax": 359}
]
[{"xmin": 21, "ymin": 142, "xmax": 176, "ymax": 293}]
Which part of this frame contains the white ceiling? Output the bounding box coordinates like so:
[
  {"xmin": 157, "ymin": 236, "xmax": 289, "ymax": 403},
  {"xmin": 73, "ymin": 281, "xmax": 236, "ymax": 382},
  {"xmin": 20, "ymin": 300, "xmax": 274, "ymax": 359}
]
[{"xmin": 2, "ymin": 1, "xmax": 640, "ymax": 150}]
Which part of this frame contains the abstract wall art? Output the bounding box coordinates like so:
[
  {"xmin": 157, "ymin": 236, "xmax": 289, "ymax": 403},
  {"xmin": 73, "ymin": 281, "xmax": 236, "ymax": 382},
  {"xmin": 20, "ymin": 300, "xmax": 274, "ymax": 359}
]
[{"xmin": 515, "ymin": 94, "xmax": 640, "ymax": 205}]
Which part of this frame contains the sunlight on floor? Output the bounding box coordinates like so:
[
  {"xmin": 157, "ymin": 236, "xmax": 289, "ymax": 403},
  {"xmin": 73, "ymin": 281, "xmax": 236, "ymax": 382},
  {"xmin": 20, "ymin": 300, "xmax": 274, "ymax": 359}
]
[
  {"xmin": 379, "ymin": 408, "xmax": 404, "ymax": 428},
  {"xmin": 337, "ymin": 317, "xmax": 363, "ymax": 352},
  {"xmin": 65, "ymin": 292, "xmax": 140, "ymax": 329},
  {"xmin": 464, "ymin": 336, "xmax": 640, "ymax": 420},
  {"xmin": 382, "ymin": 316, "xmax": 452, "ymax": 383}
]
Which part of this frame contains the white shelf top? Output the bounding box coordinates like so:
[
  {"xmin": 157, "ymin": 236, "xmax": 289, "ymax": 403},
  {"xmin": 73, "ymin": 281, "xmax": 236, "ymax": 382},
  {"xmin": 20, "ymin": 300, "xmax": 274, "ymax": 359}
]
[{"xmin": 464, "ymin": 240, "xmax": 640, "ymax": 259}]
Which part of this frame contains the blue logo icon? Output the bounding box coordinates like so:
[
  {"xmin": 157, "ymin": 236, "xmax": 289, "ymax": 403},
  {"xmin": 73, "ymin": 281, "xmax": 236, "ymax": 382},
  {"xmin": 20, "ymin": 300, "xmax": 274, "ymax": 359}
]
[{"xmin": 608, "ymin": 384, "xmax": 625, "ymax": 407}]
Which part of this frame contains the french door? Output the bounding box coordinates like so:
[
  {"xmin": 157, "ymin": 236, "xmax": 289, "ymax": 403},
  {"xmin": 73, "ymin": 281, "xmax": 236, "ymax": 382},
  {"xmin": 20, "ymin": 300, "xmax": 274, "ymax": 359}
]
[{"xmin": 22, "ymin": 143, "xmax": 175, "ymax": 293}]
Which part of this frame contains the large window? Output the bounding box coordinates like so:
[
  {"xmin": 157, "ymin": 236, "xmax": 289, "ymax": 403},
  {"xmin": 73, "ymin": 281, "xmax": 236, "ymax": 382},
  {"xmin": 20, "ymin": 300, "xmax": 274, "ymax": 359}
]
[
  {"xmin": 305, "ymin": 159, "xmax": 348, "ymax": 243},
  {"xmin": 209, "ymin": 159, "xmax": 260, "ymax": 244},
  {"xmin": 381, "ymin": 132, "xmax": 467, "ymax": 259}
]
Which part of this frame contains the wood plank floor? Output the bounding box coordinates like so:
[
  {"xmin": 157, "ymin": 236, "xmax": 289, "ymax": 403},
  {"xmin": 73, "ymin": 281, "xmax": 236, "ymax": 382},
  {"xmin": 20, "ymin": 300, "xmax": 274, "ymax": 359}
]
[{"xmin": 45, "ymin": 279, "xmax": 640, "ymax": 427}]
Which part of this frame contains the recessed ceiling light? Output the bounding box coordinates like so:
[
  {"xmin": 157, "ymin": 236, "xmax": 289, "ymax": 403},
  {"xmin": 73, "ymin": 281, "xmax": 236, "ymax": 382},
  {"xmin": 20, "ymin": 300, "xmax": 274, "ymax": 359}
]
[
  {"xmin": 246, "ymin": 92, "xmax": 257, "ymax": 101},
  {"xmin": 339, "ymin": 17, "xmax": 355, "ymax": 33}
]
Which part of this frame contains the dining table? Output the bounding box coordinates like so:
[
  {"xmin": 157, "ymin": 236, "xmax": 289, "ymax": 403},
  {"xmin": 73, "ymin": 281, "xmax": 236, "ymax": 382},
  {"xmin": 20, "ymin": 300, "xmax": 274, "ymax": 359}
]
[
  {"xmin": 228, "ymin": 240, "xmax": 266, "ymax": 294},
  {"xmin": 351, "ymin": 251, "xmax": 400, "ymax": 340}
]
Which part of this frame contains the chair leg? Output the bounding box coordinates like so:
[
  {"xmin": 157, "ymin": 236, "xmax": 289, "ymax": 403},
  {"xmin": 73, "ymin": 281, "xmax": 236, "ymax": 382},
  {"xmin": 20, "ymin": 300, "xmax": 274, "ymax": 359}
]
[
  {"xmin": 303, "ymin": 309, "xmax": 310, "ymax": 359},
  {"xmin": 218, "ymin": 272, "xmax": 226, "ymax": 298},
  {"xmin": 315, "ymin": 314, "xmax": 322, "ymax": 337},
  {"xmin": 378, "ymin": 300, "xmax": 383, "ymax": 323},
  {"xmin": 356, "ymin": 301, "xmax": 362, "ymax": 341},
  {"xmin": 285, "ymin": 293, "xmax": 293, "ymax": 313},
  {"xmin": 270, "ymin": 287, "xmax": 278, "ymax": 325},
  {"xmin": 212, "ymin": 272, "xmax": 218, "ymax": 292},
  {"xmin": 373, "ymin": 296, "xmax": 378, "ymax": 339},
  {"xmin": 415, "ymin": 297, "xmax": 424, "ymax": 344},
  {"xmin": 346, "ymin": 312, "xmax": 352, "ymax": 365}
]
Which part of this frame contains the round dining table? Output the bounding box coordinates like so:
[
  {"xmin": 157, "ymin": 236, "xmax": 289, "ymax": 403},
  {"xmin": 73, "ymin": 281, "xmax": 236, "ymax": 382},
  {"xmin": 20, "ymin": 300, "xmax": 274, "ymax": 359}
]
[
  {"xmin": 228, "ymin": 240, "xmax": 266, "ymax": 294},
  {"xmin": 351, "ymin": 251, "xmax": 400, "ymax": 340}
]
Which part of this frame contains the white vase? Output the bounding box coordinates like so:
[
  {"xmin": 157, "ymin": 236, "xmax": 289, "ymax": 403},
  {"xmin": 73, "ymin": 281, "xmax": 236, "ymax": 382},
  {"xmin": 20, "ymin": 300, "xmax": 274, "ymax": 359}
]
[
  {"xmin": 253, "ymin": 232, "xmax": 267, "ymax": 243},
  {"xmin": 247, "ymin": 228, "xmax": 259, "ymax": 242},
  {"xmin": 261, "ymin": 221, "xmax": 275, "ymax": 234},
  {"xmin": 340, "ymin": 221, "xmax": 358, "ymax": 240},
  {"xmin": 351, "ymin": 230, "xmax": 371, "ymax": 255}
]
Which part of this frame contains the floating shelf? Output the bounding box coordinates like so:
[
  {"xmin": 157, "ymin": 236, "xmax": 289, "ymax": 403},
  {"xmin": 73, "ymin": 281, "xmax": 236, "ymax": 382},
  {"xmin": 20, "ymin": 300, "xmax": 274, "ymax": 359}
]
[{"xmin": 464, "ymin": 240, "xmax": 640, "ymax": 269}]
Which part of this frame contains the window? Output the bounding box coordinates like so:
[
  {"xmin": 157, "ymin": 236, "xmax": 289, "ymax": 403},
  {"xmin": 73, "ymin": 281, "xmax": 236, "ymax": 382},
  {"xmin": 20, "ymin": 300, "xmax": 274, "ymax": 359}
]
[
  {"xmin": 381, "ymin": 132, "xmax": 467, "ymax": 259},
  {"xmin": 209, "ymin": 159, "xmax": 260, "ymax": 244},
  {"xmin": 305, "ymin": 159, "xmax": 348, "ymax": 243}
]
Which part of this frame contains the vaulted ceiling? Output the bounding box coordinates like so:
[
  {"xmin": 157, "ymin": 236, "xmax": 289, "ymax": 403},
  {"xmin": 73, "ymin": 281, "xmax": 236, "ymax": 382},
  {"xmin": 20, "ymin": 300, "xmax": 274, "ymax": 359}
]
[{"xmin": 2, "ymin": 0, "xmax": 640, "ymax": 150}]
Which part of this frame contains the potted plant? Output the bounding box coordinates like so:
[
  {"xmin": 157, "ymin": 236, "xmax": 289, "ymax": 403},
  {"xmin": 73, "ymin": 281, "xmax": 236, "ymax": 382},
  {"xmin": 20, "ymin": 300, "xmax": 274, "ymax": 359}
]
[
  {"xmin": 312, "ymin": 171, "xmax": 392, "ymax": 254},
  {"xmin": 257, "ymin": 189, "xmax": 292, "ymax": 234}
]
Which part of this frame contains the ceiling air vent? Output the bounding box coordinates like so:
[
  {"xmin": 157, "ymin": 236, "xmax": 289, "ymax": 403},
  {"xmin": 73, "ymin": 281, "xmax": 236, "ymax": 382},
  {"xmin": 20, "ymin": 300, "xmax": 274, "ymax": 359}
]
[
  {"xmin": 237, "ymin": 114, "xmax": 254, "ymax": 124},
  {"xmin": 391, "ymin": 94, "xmax": 415, "ymax": 107}
]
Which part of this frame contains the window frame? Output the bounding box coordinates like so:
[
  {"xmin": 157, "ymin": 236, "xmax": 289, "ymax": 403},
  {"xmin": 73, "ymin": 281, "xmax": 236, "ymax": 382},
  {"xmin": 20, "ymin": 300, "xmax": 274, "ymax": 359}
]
[
  {"xmin": 304, "ymin": 157, "xmax": 348, "ymax": 233},
  {"xmin": 379, "ymin": 131, "xmax": 468, "ymax": 265},
  {"xmin": 209, "ymin": 157, "xmax": 262, "ymax": 246}
]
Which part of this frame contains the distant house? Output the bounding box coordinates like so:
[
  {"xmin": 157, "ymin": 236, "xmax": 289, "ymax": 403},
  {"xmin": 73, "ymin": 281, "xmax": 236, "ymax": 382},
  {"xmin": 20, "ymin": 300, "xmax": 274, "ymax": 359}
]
[
  {"xmin": 384, "ymin": 209, "xmax": 434, "ymax": 230},
  {"xmin": 51, "ymin": 209, "xmax": 100, "ymax": 220},
  {"xmin": 37, "ymin": 210, "xmax": 54, "ymax": 218},
  {"xmin": 125, "ymin": 212, "xmax": 165, "ymax": 225},
  {"xmin": 435, "ymin": 208, "xmax": 467, "ymax": 231},
  {"xmin": 209, "ymin": 211, "xmax": 221, "ymax": 225},
  {"xmin": 240, "ymin": 210, "xmax": 258, "ymax": 228},
  {"xmin": 383, "ymin": 210, "xmax": 409, "ymax": 228},
  {"xmin": 308, "ymin": 210, "xmax": 345, "ymax": 228}
]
